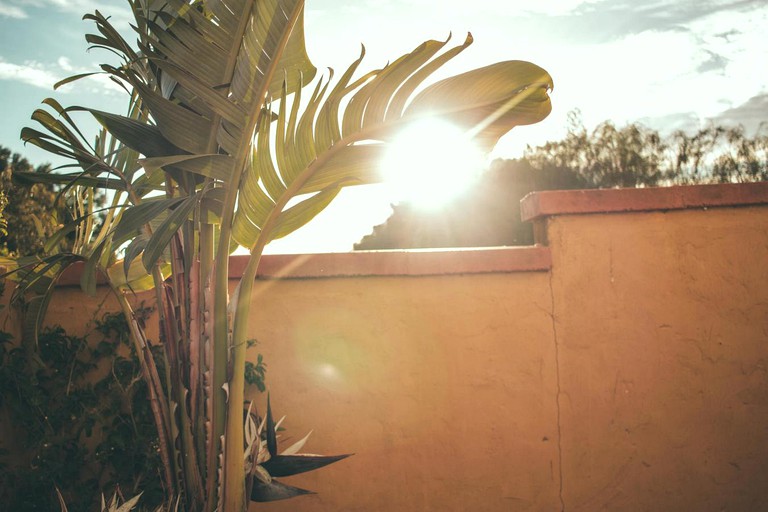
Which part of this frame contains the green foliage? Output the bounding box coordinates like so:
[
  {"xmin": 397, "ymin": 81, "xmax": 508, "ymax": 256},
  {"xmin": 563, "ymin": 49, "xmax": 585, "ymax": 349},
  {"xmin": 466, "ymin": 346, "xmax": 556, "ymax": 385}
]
[
  {"xmin": 0, "ymin": 310, "xmax": 164, "ymax": 512},
  {"xmin": 524, "ymin": 112, "xmax": 768, "ymax": 187},
  {"xmin": 0, "ymin": 190, "xmax": 8, "ymax": 240},
  {"xmin": 0, "ymin": 301, "xmax": 268, "ymax": 512},
  {"xmin": 671, "ymin": 124, "xmax": 768, "ymax": 184},
  {"xmin": 245, "ymin": 340, "xmax": 267, "ymax": 393},
  {"xmin": 0, "ymin": 146, "xmax": 66, "ymax": 257}
]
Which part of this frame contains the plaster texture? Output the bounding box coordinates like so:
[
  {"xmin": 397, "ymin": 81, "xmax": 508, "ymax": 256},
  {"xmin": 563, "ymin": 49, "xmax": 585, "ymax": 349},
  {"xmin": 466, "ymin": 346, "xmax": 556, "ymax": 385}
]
[{"xmin": 547, "ymin": 206, "xmax": 768, "ymax": 512}]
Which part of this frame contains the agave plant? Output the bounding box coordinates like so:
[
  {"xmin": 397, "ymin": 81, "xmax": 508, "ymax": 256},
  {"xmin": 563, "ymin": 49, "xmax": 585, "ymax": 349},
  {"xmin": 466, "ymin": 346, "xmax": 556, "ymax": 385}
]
[
  {"xmin": 3, "ymin": 0, "xmax": 552, "ymax": 510},
  {"xmin": 56, "ymin": 488, "xmax": 150, "ymax": 512}
]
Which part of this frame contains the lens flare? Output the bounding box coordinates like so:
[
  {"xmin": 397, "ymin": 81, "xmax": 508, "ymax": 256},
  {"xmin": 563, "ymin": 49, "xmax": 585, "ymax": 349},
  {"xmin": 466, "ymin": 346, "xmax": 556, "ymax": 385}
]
[{"xmin": 381, "ymin": 118, "xmax": 485, "ymax": 210}]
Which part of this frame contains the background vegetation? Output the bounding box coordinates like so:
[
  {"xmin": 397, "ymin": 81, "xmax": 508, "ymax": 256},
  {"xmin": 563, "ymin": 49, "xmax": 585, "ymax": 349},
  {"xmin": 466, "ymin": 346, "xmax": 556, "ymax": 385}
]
[
  {"xmin": 0, "ymin": 305, "xmax": 267, "ymax": 512},
  {"xmin": 0, "ymin": 309, "xmax": 164, "ymax": 512},
  {"xmin": 0, "ymin": 146, "xmax": 70, "ymax": 257}
]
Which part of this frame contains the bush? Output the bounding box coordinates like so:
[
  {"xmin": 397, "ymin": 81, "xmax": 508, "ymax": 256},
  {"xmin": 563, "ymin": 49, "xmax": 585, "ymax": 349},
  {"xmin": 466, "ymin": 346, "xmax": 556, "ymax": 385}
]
[{"xmin": 0, "ymin": 309, "xmax": 164, "ymax": 512}]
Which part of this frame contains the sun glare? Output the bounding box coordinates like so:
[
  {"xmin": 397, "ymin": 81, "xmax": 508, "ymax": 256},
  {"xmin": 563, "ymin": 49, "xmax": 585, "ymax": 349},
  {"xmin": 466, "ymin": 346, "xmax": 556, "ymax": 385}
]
[{"xmin": 381, "ymin": 118, "xmax": 485, "ymax": 210}]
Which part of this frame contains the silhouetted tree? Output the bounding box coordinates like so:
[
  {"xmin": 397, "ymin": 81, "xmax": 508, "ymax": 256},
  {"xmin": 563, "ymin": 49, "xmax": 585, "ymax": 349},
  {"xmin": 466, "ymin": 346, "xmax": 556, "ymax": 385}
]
[
  {"xmin": 354, "ymin": 159, "xmax": 586, "ymax": 250},
  {"xmin": 526, "ymin": 113, "xmax": 667, "ymax": 188},
  {"xmin": 669, "ymin": 125, "xmax": 768, "ymax": 184}
]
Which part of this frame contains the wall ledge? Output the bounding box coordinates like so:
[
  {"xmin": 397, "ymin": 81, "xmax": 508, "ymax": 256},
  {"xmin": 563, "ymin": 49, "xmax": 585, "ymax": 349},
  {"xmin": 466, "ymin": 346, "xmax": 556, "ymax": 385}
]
[
  {"xmin": 239, "ymin": 246, "xmax": 551, "ymax": 279},
  {"xmin": 54, "ymin": 246, "xmax": 551, "ymax": 286},
  {"xmin": 521, "ymin": 182, "xmax": 768, "ymax": 222}
]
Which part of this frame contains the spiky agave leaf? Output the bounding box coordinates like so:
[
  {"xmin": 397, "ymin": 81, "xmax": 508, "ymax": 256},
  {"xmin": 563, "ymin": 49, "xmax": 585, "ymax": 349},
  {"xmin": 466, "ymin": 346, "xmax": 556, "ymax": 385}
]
[
  {"xmin": 254, "ymin": 396, "xmax": 351, "ymax": 492},
  {"xmin": 262, "ymin": 453, "xmax": 353, "ymax": 478},
  {"xmin": 250, "ymin": 474, "xmax": 315, "ymax": 502}
]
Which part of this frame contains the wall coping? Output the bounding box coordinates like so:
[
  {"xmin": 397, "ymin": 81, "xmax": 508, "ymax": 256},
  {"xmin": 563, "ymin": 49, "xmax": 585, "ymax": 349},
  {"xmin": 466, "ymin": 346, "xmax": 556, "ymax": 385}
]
[
  {"xmin": 235, "ymin": 246, "xmax": 551, "ymax": 279},
  {"xmin": 520, "ymin": 182, "xmax": 768, "ymax": 222},
  {"xmin": 54, "ymin": 246, "xmax": 552, "ymax": 286}
]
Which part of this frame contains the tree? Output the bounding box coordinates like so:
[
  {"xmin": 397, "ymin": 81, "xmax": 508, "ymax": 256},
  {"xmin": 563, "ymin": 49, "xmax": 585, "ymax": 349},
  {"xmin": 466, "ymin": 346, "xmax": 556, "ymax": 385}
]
[
  {"xmin": 1, "ymin": 1, "xmax": 553, "ymax": 511},
  {"xmin": 0, "ymin": 146, "xmax": 67, "ymax": 257},
  {"xmin": 524, "ymin": 111, "xmax": 667, "ymax": 188},
  {"xmin": 525, "ymin": 113, "xmax": 768, "ymax": 187},
  {"xmin": 669, "ymin": 124, "xmax": 768, "ymax": 184},
  {"xmin": 355, "ymin": 159, "xmax": 585, "ymax": 250}
]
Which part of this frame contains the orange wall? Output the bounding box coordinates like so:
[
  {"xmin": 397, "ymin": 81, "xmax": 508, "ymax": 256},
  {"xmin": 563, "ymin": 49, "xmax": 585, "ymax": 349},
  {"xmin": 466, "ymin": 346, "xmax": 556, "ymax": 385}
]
[
  {"xmin": 36, "ymin": 183, "xmax": 768, "ymax": 511},
  {"xmin": 547, "ymin": 206, "xmax": 768, "ymax": 512}
]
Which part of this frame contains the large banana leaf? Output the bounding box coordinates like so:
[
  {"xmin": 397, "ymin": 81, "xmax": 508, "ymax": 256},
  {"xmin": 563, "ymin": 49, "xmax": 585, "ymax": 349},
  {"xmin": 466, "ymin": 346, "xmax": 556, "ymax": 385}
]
[{"xmin": 76, "ymin": 12, "xmax": 552, "ymax": 255}]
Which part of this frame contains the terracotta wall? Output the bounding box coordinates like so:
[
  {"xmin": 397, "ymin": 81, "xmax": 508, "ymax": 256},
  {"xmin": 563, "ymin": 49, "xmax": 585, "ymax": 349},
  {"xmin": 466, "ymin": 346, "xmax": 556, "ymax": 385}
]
[{"xmin": 40, "ymin": 182, "xmax": 768, "ymax": 511}]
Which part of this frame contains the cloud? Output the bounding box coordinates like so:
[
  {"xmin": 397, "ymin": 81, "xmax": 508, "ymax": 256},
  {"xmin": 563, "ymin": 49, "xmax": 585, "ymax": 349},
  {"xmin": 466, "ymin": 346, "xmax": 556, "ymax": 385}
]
[
  {"xmin": 1, "ymin": 0, "xmax": 132, "ymax": 24},
  {"xmin": 0, "ymin": 55, "xmax": 124, "ymax": 96},
  {"xmin": 711, "ymin": 93, "xmax": 768, "ymax": 134},
  {"xmin": 541, "ymin": 0, "xmax": 768, "ymax": 44},
  {"xmin": 696, "ymin": 50, "xmax": 729, "ymax": 73},
  {"xmin": 637, "ymin": 112, "xmax": 703, "ymax": 135},
  {"xmin": 0, "ymin": 59, "xmax": 58, "ymax": 89},
  {"xmin": 57, "ymin": 56, "xmax": 75, "ymax": 73},
  {"xmin": 0, "ymin": 1, "xmax": 27, "ymax": 18}
]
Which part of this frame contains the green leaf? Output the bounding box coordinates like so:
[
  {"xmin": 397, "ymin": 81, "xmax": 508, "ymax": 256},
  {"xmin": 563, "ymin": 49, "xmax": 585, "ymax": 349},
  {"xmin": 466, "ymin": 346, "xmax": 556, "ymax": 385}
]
[
  {"xmin": 262, "ymin": 453, "xmax": 352, "ymax": 478},
  {"xmin": 54, "ymin": 72, "xmax": 101, "ymax": 90},
  {"xmin": 141, "ymin": 195, "xmax": 198, "ymax": 271},
  {"xmin": 249, "ymin": 478, "xmax": 314, "ymax": 503},
  {"xmin": 139, "ymin": 154, "xmax": 234, "ymax": 182},
  {"xmin": 113, "ymin": 197, "xmax": 186, "ymax": 244},
  {"xmin": 300, "ymin": 144, "xmax": 385, "ymax": 194},
  {"xmin": 269, "ymin": 184, "xmax": 342, "ymax": 241},
  {"xmin": 81, "ymin": 108, "xmax": 185, "ymax": 157},
  {"xmin": 123, "ymin": 233, "xmax": 150, "ymax": 278},
  {"xmin": 315, "ymin": 48, "xmax": 366, "ymax": 150},
  {"xmin": 266, "ymin": 395, "xmax": 277, "ymax": 458},
  {"xmin": 12, "ymin": 170, "xmax": 128, "ymax": 191},
  {"xmin": 107, "ymin": 259, "xmax": 167, "ymax": 293},
  {"xmin": 404, "ymin": 60, "xmax": 554, "ymax": 149},
  {"xmin": 132, "ymin": 80, "xmax": 212, "ymax": 154}
]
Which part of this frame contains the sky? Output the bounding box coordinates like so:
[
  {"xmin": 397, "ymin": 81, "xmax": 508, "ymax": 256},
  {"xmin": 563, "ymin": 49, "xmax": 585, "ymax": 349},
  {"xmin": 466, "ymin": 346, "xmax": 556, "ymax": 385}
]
[{"xmin": 1, "ymin": 0, "xmax": 766, "ymax": 252}]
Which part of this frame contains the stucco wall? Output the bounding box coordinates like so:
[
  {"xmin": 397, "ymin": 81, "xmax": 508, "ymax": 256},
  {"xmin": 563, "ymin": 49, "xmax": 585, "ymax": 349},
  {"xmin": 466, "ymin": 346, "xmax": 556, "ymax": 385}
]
[
  {"xmin": 248, "ymin": 272, "xmax": 560, "ymax": 511},
  {"xmin": 546, "ymin": 206, "xmax": 768, "ymax": 512},
  {"xmin": 34, "ymin": 182, "xmax": 768, "ymax": 511}
]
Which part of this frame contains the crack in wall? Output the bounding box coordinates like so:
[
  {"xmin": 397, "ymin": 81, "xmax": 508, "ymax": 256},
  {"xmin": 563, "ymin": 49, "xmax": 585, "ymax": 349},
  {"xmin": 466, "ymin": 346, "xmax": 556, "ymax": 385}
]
[{"xmin": 548, "ymin": 269, "xmax": 566, "ymax": 511}]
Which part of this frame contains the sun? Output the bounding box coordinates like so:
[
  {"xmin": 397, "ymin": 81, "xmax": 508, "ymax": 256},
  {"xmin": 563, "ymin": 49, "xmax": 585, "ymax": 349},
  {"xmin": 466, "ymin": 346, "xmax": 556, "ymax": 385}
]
[{"xmin": 381, "ymin": 118, "xmax": 485, "ymax": 210}]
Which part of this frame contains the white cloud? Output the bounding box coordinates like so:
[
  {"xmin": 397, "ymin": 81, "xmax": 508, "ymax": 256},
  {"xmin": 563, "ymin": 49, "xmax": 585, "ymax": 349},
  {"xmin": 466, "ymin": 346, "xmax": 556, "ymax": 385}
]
[
  {"xmin": 0, "ymin": 59, "xmax": 58, "ymax": 89},
  {"xmin": 0, "ymin": 2, "xmax": 27, "ymax": 18},
  {"xmin": 491, "ymin": 2, "xmax": 768, "ymax": 155},
  {"xmin": 388, "ymin": 0, "xmax": 600, "ymax": 16},
  {"xmin": 0, "ymin": 55, "xmax": 124, "ymax": 96},
  {"xmin": 57, "ymin": 56, "xmax": 74, "ymax": 72},
  {"xmin": 520, "ymin": 0, "xmax": 601, "ymax": 15},
  {"xmin": 50, "ymin": 57, "xmax": 126, "ymax": 95},
  {"xmin": 19, "ymin": 0, "xmax": 119, "ymax": 13},
  {"xmin": 1, "ymin": 0, "xmax": 131, "ymax": 24},
  {"xmin": 686, "ymin": 5, "xmax": 768, "ymax": 110}
]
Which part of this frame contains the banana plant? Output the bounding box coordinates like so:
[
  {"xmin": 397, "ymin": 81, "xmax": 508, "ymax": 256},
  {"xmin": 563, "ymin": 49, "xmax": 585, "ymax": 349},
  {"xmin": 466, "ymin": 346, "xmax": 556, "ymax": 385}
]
[{"xmin": 4, "ymin": 0, "xmax": 553, "ymax": 510}]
